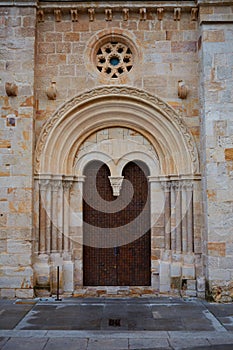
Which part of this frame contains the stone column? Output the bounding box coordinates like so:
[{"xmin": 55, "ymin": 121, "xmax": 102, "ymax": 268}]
[
  {"xmin": 181, "ymin": 181, "xmax": 188, "ymax": 253},
  {"xmin": 186, "ymin": 181, "xmax": 194, "ymax": 253},
  {"xmin": 170, "ymin": 181, "xmax": 177, "ymax": 252},
  {"xmin": 175, "ymin": 182, "xmax": 182, "ymax": 253},
  {"xmin": 63, "ymin": 179, "xmax": 73, "ymax": 252},
  {"xmin": 149, "ymin": 177, "xmax": 165, "ymax": 290},
  {"xmin": 45, "ymin": 181, "xmax": 52, "ymax": 253},
  {"xmin": 51, "ymin": 178, "xmax": 62, "ymax": 253},
  {"xmin": 34, "ymin": 179, "xmax": 40, "ymax": 255},
  {"xmin": 39, "ymin": 179, "xmax": 50, "ymax": 253},
  {"xmin": 161, "ymin": 181, "xmax": 171, "ymax": 251},
  {"xmin": 70, "ymin": 176, "xmax": 85, "ymax": 288}
]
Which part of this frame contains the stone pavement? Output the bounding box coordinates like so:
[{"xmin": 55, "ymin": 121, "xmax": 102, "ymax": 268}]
[{"xmin": 1, "ymin": 297, "xmax": 233, "ymax": 349}]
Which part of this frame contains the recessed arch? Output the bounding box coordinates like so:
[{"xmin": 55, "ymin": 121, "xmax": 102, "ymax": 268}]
[{"xmin": 35, "ymin": 86, "xmax": 199, "ymax": 176}]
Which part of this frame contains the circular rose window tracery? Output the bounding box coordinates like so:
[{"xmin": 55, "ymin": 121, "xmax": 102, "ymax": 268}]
[{"xmin": 96, "ymin": 41, "xmax": 133, "ymax": 79}]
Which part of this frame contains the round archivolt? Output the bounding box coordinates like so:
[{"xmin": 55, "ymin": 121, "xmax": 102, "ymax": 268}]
[{"xmin": 96, "ymin": 41, "xmax": 133, "ymax": 79}]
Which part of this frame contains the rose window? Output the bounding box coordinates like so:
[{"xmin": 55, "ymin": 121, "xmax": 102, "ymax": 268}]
[{"xmin": 96, "ymin": 41, "xmax": 133, "ymax": 79}]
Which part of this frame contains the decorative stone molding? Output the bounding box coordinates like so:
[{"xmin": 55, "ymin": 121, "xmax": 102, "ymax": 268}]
[
  {"xmin": 35, "ymin": 86, "xmax": 199, "ymax": 175},
  {"xmin": 36, "ymin": 5, "xmax": 199, "ymax": 22},
  {"xmin": 5, "ymin": 82, "xmax": 18, "ymax": 97},
  {"xmin": 108, "ymin": 176, "xmax": 124, "ymax": 197}
]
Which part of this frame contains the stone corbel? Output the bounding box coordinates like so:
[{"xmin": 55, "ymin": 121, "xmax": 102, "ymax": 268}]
[
  {"xmin": 5, "ymin": 82, "xmax": 18, "ymax": 97},
  {"xmin": 71, "ymin": 9, "xmax": 78, "ymax": 22},
  {"xmin": 37, "ymin": 9, "xmax": 44, "ymax": 22},
  {"xmin": 88, "ymin": 8, "xmax": 95, "ymax": 22},
  {"xmin": 191, "ymin": 8, "xmax": 198, "ymax": 21},
  {"xmin": 157, "ymin": 8, "xmax": 164, "ymax": 21},
  {"xmin": 46, "ymin": 81, "xmax": 57, "ymax": 100},
  {"xmin": 54, "ymin": 9, "xmax": 62, "ymax": 22},
  {"xmin": 122, "ymin": 8, "xmax": 129, "ymax": 21},
  {"xmin": 174, "ymin": 8, "xmax": 181, "ymax": 21},
  {"xmin": 139, "ymin": 8, "xmax": 147, "ymax": 21},
  {"xmin": 178, "ymin": 80, "xmax": 189, "ymax": 99},
  {"xmin": 108, "ymin": 176, "xmax": 124, "ymax": 197},
  {"xmin": 105, "ymin": 9, "xmax": 112, "ymax": 21}
]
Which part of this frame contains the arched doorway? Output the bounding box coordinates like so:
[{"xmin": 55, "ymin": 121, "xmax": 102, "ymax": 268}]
[
  {"xmin": 34, "ymin": 87, "xmax": 201, "ymax": 296},
  {"xmin": 83, "ymin": 160, "xmax": 150, "ymax": 286}
]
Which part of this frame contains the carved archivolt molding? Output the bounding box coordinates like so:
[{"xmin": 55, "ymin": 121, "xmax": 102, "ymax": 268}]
[{"xmin": 35, "ymin": 86, "xmax": 199, "ymax": 176}]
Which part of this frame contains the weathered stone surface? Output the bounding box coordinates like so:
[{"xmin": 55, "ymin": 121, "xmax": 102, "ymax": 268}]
[{"xmin": 0, "ymin": 1, "xmax": 232, "ymax": 300}]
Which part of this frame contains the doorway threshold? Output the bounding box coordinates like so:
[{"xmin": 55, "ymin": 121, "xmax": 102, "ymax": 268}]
[{"xmin": 72, "ymin": 286, "xmax": 159, "ymax": 298}]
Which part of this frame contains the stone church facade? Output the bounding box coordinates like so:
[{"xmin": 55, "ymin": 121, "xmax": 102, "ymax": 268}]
[{"xmin": 0, "ymin": 0, "xmax": 232, "ymax": 301}]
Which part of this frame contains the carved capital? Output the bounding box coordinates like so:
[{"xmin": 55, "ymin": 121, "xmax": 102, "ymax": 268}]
[
  {"xmin": 171, "ymin": 181, "xmax": 181, "ymax": 191},
  {"xmin": 161, "ymin": 181, "xmax": 171, "ymax": 192},
  {"xmin": 108, "ymin": 176, "xmax": 124, "ymax": 197},
  {"xmin": 182, "ymin": 180, "xmax": 193, "ymax": 191},
  {"xmin": 63, "ymin": 180, "xmax": 73, "ymax": 191},
  {"xmin": 51, "ymin": 180, "xmax": 62, "ymax": 192},
  {"xmin": 39, "ymin": 179, "xmax": 51, "ymax": 191}
]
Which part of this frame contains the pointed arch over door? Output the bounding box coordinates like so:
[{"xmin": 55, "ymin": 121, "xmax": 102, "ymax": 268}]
[{"xmin": 83, "ymin": 160, "xmax": 150, "ymax": 286}]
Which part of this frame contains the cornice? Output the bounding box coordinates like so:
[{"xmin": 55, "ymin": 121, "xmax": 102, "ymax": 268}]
[
  {"xmin": 197, "ymin": 0, "xmax": 233, "ymax": 5},
  {"xmin": 38, "ymin": 1, "xmax": 197, "ymax": 10},
  {"xmin": 0, "ymin": 0, "xmax": 38, "ymax": 6}
]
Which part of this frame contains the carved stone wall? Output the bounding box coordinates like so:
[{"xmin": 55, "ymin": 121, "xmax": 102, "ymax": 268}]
[
  {"xmin": 0, "ymin": 0, "xmax": 233, "ymax": 300},
  {"xmin": 0, "ymin": 4, "xmax": 37, "ymax": 298}
]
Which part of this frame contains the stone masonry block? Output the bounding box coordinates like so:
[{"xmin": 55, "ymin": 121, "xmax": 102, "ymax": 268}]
[
  {"xmin": 182, "ymin": 265, "xmax": 195, "ymax": 279},
  {"xmin": 208, "ymin": 242, "xmax": 226, "ymax": 257},
  {"xmin": 16, "ymin": 288, "xmax": 34, "ymax": 299},
  {"xmin": 159, "ymin": 261, "xmax": 170, "ymax": 292},
  {"xmin": 170, "ymin": 263, "xmax": 181, "ymax": 277},
  {"xmin": 0, "ymin": 288, "xmax": 16, "ymax": 299}
]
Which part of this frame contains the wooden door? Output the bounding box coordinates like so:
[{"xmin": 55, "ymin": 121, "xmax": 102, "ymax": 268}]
[{"xmin": 83, "ymin": 161, "xmax": 150, "ymax": 286}]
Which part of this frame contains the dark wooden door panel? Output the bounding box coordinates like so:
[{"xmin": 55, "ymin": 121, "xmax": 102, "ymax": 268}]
[{"xmin": 83, "ymin": 160, "xmax": 150, "ymax": 286}]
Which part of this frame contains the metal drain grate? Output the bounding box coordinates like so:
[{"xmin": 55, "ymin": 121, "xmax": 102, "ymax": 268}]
[{"xmin": 109, "ymin": 318, "xmax": 121, "ymax": 327}]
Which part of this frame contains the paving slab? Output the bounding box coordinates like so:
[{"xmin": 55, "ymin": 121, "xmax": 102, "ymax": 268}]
[
  {"xmin": 1, "ymin": 298, "xmax": 233, "ymax": 349},
  {"xmin": 0, "ymin": 301, "xmax": 33, "ymax": 330},
  {"xmin": 0, "ymin": 337, "xmax": 48, "ymax": 350},
  {"xmin": 87, "ymin": 338, "xmax": 129, "ymax": 350},
  {"xmin": 129, "ymin": 338, "xmax": 170, "ymax": 349},
  {"xmin": 44, "ymin": 338, "xmax": 88, "ymax": 350}
]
